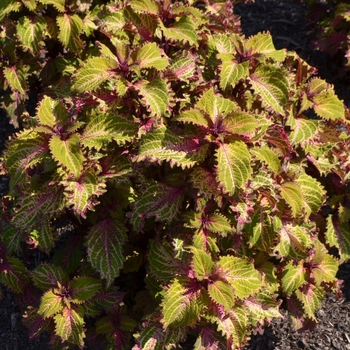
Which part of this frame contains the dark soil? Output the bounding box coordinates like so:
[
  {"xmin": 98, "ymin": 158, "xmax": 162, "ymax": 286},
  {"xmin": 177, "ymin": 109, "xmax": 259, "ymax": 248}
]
[{"xmin": 1, "ymin": 1, "xmax": 350, "ymax": 349}]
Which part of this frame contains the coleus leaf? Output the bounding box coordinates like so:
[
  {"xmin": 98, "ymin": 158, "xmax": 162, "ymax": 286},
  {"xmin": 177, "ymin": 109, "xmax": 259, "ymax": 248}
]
[
  {"xmin": 207, "ymin": 280, "xmax": 235, "ymax": 312},
  {"xmin": 0, "ymin": 0, "xmax": 22, "ymax": 22},
  {"xmin": 54, "ymin": 306, "xmax": 85, "ymax": 347},
  {"xmin": 56, "ymin": 13, "xmax": 83, "ymax": 52},
  {"xmin": 246, "ymin": 32, "xmax": 286, "ymax": 62},
  {"xmin": 295, "ymin": 283, "xmax": 324, "ymax": 320},
  {"xmin": 311, "ymin": 249, "xmax": 338, "ymax": 286},
  {"xmin": 136, "ymin": 125, "xmax": 208, "ymax": 169},
  {"xmin": 49, "ymin": 133, "xmax": 84, "ymax": 178},
  {"xmin": 197, "ymin": 88, "xmax": 236, "ymax": 124},
  {"xmin": 31, "ymin": 264, "xmax": 69, "ymax": 291},
  {"xmin": 218, "ymin": 55, "xmax": 249, "ymax": 90},
  {"xmin": 217, "ymin": 256, "xmax": 261, "ymax": 298},
  {"xmin": 38, "ymin": 289, "xmax": 64, "ymax": 318},
  {"xmin": 70, "ymin": 277, "xmax": 101, "ymax": 303},
  {"xmin": 16, "ymin": 16, "xmax": 46, "ymax": 54},
  {"xmin": 81, "ymin": 113, "xmax": 138, "ymax": 150},
  {"xmin": 296, "ymin": 173, "xmax": 325, "ymax": 218},
  {"xmin": 85, "ymin": 218, "xmax": 127, "ymax": 288},
  {"xmin": 204, "ymin": 213, "xmax": 232, "ymax": 236},
  {"xmin": 129, "ymin": 0, "xmax": 160, "ymax": 14},
  {"xmin": 167, "ymin": 57, "xmax": 196, "ymax": 81},
  {"xmin": 215, "ymin": 307, "xmax": 247, "ymax": 347},
  {"xmin": 38, "ymin": 0, "xmax": 65, "ymax": 12},
  {"xmin": 250, "ymin": 146, "xmax": 281, "ymax": 174},
  {"xmin": 190, "ymin": 167, "xmax": 220, "ymax": 195},
  {"xmin": 215, "ymin": 141, "xmax": 251, "ymax": 195},
  {"xmin": 249, "ymin": 65, "xmax": 289, "ymax": 115},
  {"xmin": 129, "ymin": 183, "xmax": 184, "ymax": 232},
  {"xmin": 3, "ymin": 66, "xmax": 28, "ymax": 95},
  {"xmin": 307, "ymin": 78, "xmax": 345, "ymax": 121},
  {"xmin": 131, "ymin": 42, "xmax": 169, "ymax": 70},
  {"xmin": 222, "ymin": 110, "xmax": 258, "ymax": 135},
  {"xmin": 162, "ymin": 278, "xmax": 188, "ymax": 328},
  {"xmin": 159, "ymin": 15, "xmax": 198, "ymax": 46},
  {"xmin": 63, "ymin": 170, "xmax": 106, "ymax": 218},
  {"xmin": 13, "ymin": 188, "xmax": 65, "ymax": 230},
  {"xmin": 37, "ymin": 95, "xmax": 68, "ymax": 127},
  {"xmin": 274, "ymin": 225, "xmax": 312, "ymax": 259},
  {"xmin": 325, "ymin": 212, "xmax": 350, "ymax": 260},
  {"xmin": 281, "ymin": 261, "xmax": 306, "ymax": 295},
  {"xmin": 280, "ymin": 182, "xmax": 303, "ymax": 218},
  {"xmin": 244, "ymin": 290, "xmax": 283, "ymax": 327},
  {"xmin": 134, "ymin": 78, "xmax": 169, "ymax": 117},
  {"xmin": 148, "ymin": 240, "xmax": 182, "ymax": 281},
  {"xmin": 175, "ymin": 109, "xmax": 210, "ymax": 128},
  {"xmin": 72, "ymin": 57, "xmax": 119, "ymax": 92},
  {"xmin": 289, "ymin": 117, "xmax": 319, "ymax": 145},
  {"xmin": 0, "ymin": 256, "xmax": 30, "ymax": 293},
  {"xmin": 194, "ymin": 327, "xmax": 226, "ymax": 350},
  {"xmin": 191, "ymin": 247, "xmax": 215, "ymax": 281}
]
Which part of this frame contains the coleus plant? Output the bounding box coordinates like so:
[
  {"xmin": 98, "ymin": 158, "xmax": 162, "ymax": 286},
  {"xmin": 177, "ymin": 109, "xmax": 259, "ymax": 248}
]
[{"xmin": 0, "ymin": 0, "xmax": 349, "ymax": 349}]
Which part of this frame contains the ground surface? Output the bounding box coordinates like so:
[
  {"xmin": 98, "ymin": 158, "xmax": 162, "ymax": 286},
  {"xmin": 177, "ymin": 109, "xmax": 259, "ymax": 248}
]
[{"xmin": 1, "ymin": 0, "xmax": 350, "ymax": 349}]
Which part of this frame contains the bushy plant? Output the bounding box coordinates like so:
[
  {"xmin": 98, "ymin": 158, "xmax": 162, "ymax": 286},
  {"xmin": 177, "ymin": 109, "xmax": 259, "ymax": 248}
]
[{"xmin": 0, "ymin": 0, "xmax": 350, "ymax": 349}]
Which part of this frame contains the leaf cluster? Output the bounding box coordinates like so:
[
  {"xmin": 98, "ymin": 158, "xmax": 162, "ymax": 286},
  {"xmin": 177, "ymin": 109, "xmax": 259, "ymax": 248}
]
[{"xmin": 0, "ymin": 0, "xmax": 350, "ymax": 349}]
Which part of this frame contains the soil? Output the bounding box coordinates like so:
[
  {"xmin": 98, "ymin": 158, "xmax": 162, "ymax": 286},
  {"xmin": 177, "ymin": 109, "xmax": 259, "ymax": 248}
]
[{"xmin": 1, "ymin": 0, "xmax": 350, "ymax": 349}]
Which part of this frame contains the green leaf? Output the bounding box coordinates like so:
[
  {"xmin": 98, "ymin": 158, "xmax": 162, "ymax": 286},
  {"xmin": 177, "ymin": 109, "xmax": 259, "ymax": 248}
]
[
  {"xmin": 190, "ymin": 167, "xmax": 220, "ymax": 195},
  {"xmin": 280, "ymin": 182, "xmax": 303, "ymax": 218},
  {"xmin": 39, "ymin": 0, "xmax": 65, "ymax": 12},
  {"xmin": 54, "ymin": 307, "xmax": 85, "ymax": 347},
  {"xmin": 70, "ymin": 277, "xmax": 101, "ymax": 303},
  {"xmin": 49, "ymin": 134, "xmax": 84, "ymax": 178},
  {"xmin": 222, "ymin": 110, "xmax": 258, "ymax": 135},
  {"xmin": 72, "ymin": 57, "xmax": 118, "ymax": 92},
  {"xmin": 249, "ymin": 65, "xmax": 289, "ymax": 115},
  {"xmin": 148, "ymin": 240, "xmax": 181, "ymax": 281},
  {"xmin": 160, "ymin": 15, "xmax": 198, "ymax": 46},
  {"xmin": 38, "ymin": 290, "xmax": 64, "ymax": 318},
  {"xmin": 296, "ymin": 173, "xmax": 325, "ymax": 218},
  {"xmin": 57, "ymin": 13, "xmax": 83, "ymax": 52},
  {"xmin": 132, "ymin": 42, "xmax": 169, "ymax": 70},
  {"xmin": 250, "ymin": 147, "xmax": 281, "ymax": 174},
  {"xmin": 31, "ymin": 264, "xmax": 68, "ymax": 291},
  {"xmin": 208, "ymin": 280, "xmax": 235, "ymax": 312},
  {"xmin": 162, "ymin": 278, "xmax": 188, "ymax": 328},
  {"xmin": 0, "ymin": 257, "xmax": 29, "ymax": 293},
  {"xmin": 215, "ymin": 141, "xmax": 251, "ymax": 195},
  {"xmin": 130, "ymin": 0, "xmax": 160, "ymax": 14},
  {"xmin": 205, "ymin": 213, "xmax": 232, "ymax": 236},
  {"xmin": 134, "ymin": 78, "xmax": 169, "ymax": 117},
  {"xmin": 168, "ymin": 57, "xmax": 196, "ymax": 81},
  {"xmin": 246, "ymin": 32, "xmax": 286, "ymax": 61},
  {"xmin": 325, "ymin": 211, "xmax": 350, "ymax": 260},
  {"xmin": 63, "ymin": 170, "xmax": 106, "ymax": 218},
  {"xmin": 16, "ymin": 16, "xmax": 45, "ymax": 54},
  {"xmin": 37, "ymin": 95, "xmax": 68, "ymax": 127},
  {"xmin": 3, "ymin": 66, "xmax": 27, "ymax": 95},
  {"xmin": 281, "ymin": 261, "xmax": 306, "ymax": 295},
  {"xmin": 217, "ymin": 256, "xmax": 261, "ymax": 299},
  {"xmin": 215, "ymin": 307, "xmax": 247, "ymax": 347},
  {"xmin": 130, "ymin": 183, "xmax": 184, "ymax": 232},
  {"xmin": 274, "ymin": 225, "xmax": 311, "ymax": 259},
  {"xmin": 295, "ymin": 284, "xmax": 323, "ymax": 320},
  {"xmin": 191, "ymin": 247, "xmax": 215, "ymax": 281},
  {"xmin": 86, "ymin": 218, "xmax": 127, "ymax": 288},
  {"xmin": 175, "ymin": 109, "xmax": 210, "ymax": 128},
  {"xmin": 197, "ymin": 88, "xmax": 236, "ymax": 124},
  {"xmin": 218, "ymin": 55, "xmax": 249, "ymax": 90},
  {"xmin": 313, "ymin": 90, "xmax": 345, "ymax": 121},
  {"xmin": 0, "ymin": 0, "xmax": 22, "ymax": 22},
  {"xmin": 289, "ymin": 117, "xmax": 319, "ymax": 145},
  {"xmin": 312, "ymin": 252, "xmax": 338, "ymax": 286},
  {"xmin": 136, "ymin": 125, "xmax": 207, "ymax": 169}
]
